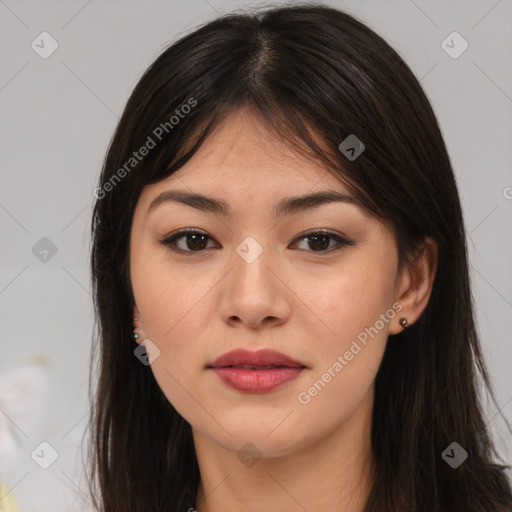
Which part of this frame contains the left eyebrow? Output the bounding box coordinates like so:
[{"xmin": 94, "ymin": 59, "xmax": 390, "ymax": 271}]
[{"xmin": 146, "ymin": 189, "xmax": 362, "ymax": 219}]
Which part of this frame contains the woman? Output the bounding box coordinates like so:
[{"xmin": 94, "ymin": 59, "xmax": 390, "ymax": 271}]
[{"xmin": 88, "ymin": 3, "xmax": 512, "ymax": 510}]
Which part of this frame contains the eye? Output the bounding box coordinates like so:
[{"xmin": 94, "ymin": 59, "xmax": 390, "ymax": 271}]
[
  {"xmin": 291, "ymin": 230, "xmax": 355, "ymax": 253},
  {"xmin": 158, "ymin": 228, "xmax": 217, "ymax": 253},
  {"xmin": 158, "ymin": 229, "xmax": 354, "ymax": 254}
]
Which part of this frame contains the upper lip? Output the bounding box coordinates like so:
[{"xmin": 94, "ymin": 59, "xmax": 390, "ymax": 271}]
[{"xmin": 208, "ymin": 348, "xmax": 306, "ymax": 369}]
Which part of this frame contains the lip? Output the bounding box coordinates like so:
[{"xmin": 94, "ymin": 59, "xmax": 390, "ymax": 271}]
[
  {"xmin": 208, "ymin": 348, "xmax": 305, "ymax": 369},
  {"xmin": 207, "ymin": 348, "xmax": 307, "ymax": 393}
]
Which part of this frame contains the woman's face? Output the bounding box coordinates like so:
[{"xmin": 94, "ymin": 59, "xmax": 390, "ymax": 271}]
[{"xmin": 129, "ymin": 108, "xmax": 407, "ymax": 458}]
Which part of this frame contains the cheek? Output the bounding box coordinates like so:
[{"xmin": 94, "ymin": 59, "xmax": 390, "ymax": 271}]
[
  {"xmin": 293, "ymin": 267, "xmax": 393, "ymax": 437},
  {"xmin": 131, "ymin": 243, "xmax": 211, "ymax": 341},
  {"xmin": 304, "ymin": 256, "xmax": 395, "ymax": 357},
  {"xmin": 130, "ymin": 250, "xmax": 215, "ymax": 410},
  {"xmin": 131, "ymin": 257, "xmax": 214, "ymax": 421}
]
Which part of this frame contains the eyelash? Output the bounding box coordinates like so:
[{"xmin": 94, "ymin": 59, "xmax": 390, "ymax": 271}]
[{"xmin": 158, "ymin": 228, "xmax": 355, "ymax": 255}]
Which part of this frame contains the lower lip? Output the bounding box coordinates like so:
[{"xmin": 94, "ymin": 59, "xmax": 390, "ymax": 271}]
[{"xmin": 210, "ymin": 367, "xmax": 304, "ymax": 392}]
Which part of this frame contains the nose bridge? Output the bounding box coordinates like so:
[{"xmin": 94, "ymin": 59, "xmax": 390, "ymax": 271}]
[
  {"xmin": 219, "ymin": 232, "xmax": 290, "ymax": 327},
  {"xmin": 235, "ymin": 234, "xmax": 266, "ymax": 266},
  {"xmin": 232, "ymin": 234, "xmax": 274, "ymax": 293}
]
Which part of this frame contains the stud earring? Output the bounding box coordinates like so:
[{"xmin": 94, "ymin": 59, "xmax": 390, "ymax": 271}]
[{"xmin": 399, "ymin": 317, "xmax": 409, "ymax": 329}]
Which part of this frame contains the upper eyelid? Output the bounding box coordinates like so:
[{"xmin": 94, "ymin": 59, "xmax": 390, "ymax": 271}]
[{"xmin": 160, "ymin": 227, "xmax": 348, "ymax": 240}]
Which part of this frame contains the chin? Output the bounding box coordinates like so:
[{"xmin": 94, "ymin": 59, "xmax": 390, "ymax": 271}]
[{"xmin": 197, "ymin": 414, "xmax": 311, "ymax": 457}]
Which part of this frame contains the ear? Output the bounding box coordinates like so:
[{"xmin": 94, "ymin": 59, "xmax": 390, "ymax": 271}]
[{"xmin": 389, "ymin": 237, "xmax": 438, "ymax": 335}]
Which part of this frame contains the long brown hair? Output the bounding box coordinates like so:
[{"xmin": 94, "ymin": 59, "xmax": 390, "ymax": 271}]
[{"xmin": 88, "ymin": 4, "xmax": 512, "ymax": 510}]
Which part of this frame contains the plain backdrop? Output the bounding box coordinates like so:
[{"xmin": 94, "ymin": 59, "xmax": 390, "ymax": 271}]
[{"xmin": 0, "ymin": 0, "xmax": 511, "ymax": 510}]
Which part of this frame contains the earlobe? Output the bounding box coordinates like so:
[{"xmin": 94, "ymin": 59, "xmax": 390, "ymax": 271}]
[{"xmin": 389, "ymin": 237, "xmax": 438, "ymax": 335}]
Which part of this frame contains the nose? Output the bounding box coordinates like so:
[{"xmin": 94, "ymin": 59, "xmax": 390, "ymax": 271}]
[{"xmin": 217, "ymin": 240, "xmax": 292, "ymax": 330}]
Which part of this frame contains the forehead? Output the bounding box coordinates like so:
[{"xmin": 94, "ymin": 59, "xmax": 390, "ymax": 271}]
[{"xmin": 141, "ymin": 108, "xmax": 350, "ymax": 204}]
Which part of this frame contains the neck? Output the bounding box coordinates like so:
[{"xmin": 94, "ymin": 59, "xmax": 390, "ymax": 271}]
[{"xmin": 193, "ymin": 388, "xmax": 375, "ymax": 512}]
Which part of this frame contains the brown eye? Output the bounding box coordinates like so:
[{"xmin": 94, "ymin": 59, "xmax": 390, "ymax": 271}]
[
  {"xmin": 159, "ymin": 229, "xmax": 217, "ymax": 253},
  {"xmin": 292, "ymin": 230, "xmax": 355, "ymax": 253}
]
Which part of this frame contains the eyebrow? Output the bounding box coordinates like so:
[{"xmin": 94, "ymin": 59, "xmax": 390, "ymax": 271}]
[{"xmin": 147, "ymin": 189, "xmax": 361, "ymax": 219}]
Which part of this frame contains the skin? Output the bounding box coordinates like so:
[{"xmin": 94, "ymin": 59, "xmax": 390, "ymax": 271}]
[{"xmin": 129, "ymin": 107, "xmax": 438, "ymax": 512}]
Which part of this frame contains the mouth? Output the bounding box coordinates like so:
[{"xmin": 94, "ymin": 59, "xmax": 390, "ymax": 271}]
[{"xmin": 207, "ymin": 349, "xmax": 307, "ymax": 393}]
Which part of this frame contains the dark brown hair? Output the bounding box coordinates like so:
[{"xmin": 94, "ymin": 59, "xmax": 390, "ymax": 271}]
[{"xmin": 88, "ymin": 4, "xmax": 512, "ymax": 510}]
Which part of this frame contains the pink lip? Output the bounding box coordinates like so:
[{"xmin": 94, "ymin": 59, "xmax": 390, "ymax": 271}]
[
  {"xmin": 209, "ymin": 348, "xmax": 305, "ymax": 368},
  {"xmin": 207, "ymin": 348, "xmax": 306, "ymax": 393}
]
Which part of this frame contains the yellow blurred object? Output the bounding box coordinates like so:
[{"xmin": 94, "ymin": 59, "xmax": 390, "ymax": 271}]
[
  {"xmin": 29, "ymin": 353, "xmax": 48, "ymax": 366},
  {"xmin": 0, "ymin": 480, "xmax": 21, "ymax": 512}
]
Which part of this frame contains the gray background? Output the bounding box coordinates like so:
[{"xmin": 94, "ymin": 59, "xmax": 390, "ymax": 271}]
[{"xmin": 0, "ymin": 0, "xmax": 511, "ymax": 510}]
